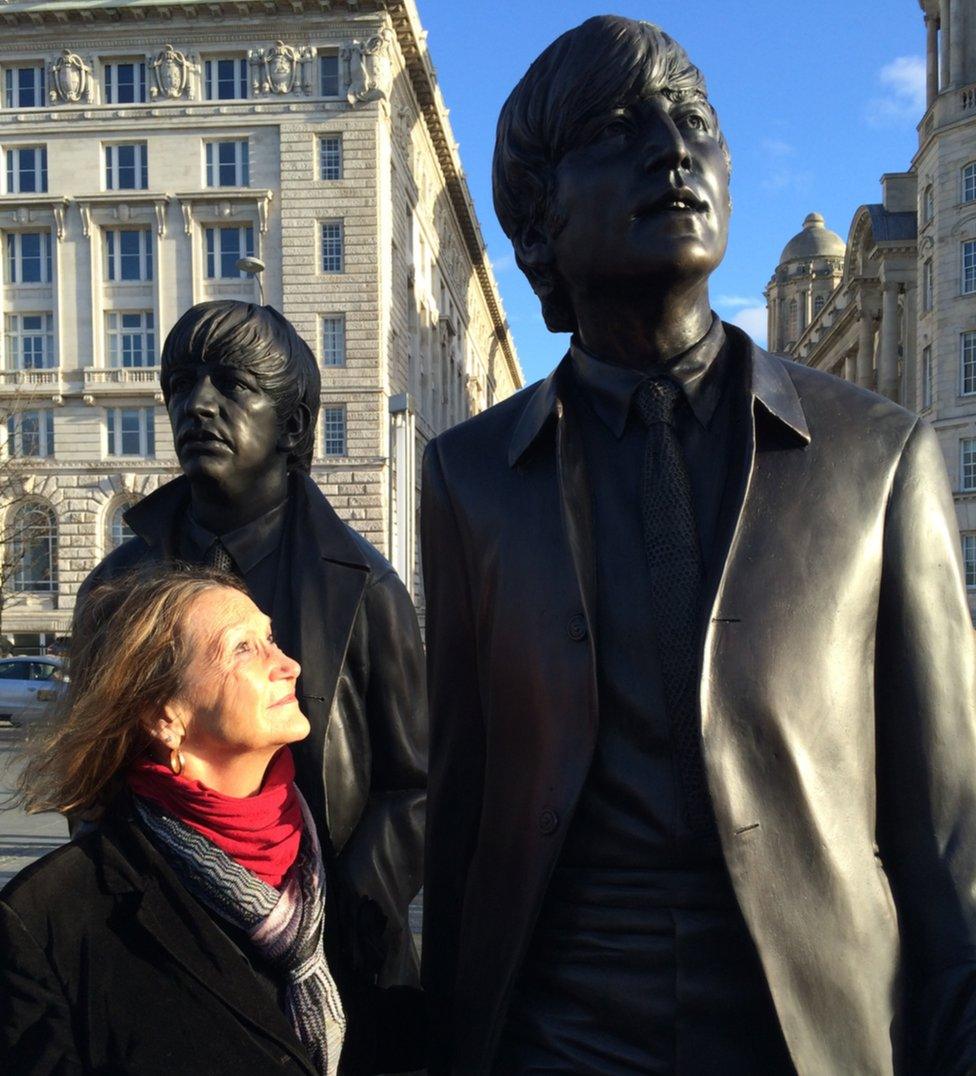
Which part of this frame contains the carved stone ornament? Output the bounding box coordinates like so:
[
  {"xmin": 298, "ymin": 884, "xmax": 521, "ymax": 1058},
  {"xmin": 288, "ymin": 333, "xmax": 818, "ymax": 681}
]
[
  {"xmin": 49, "ymin": 50, "xmax": 93, "ymax": 104},
  {"xmin": 249, "ymin": 41, "xmax": 314, "ymax": 96},
  {"xmin": 342, "ymin": 27, "xmax": 393, "ymax": 105},
  {"xmin": 150, "ymin": 45, "xmax": 194, "ymax": 100}
]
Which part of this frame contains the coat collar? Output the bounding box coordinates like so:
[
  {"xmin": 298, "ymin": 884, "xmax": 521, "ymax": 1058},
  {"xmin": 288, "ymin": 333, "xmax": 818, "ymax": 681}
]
[
  {"xmin": 507, "ymin": 322, "xmax": 810, "ymax": 468},
  {"xmin": 125, "ymin": 473, "xmax": 371, "ymax": 571}
]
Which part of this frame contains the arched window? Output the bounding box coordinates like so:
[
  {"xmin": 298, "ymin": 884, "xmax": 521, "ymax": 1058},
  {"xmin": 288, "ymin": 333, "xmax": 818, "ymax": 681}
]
[
  {"xmin": 963, "ymin": 163, "xmax": 976, "ymax": 205},
  {"xmin": 107, "ymin": 501, "xmax": 136, "ymax": 552},
  {"xmin": 9, "ymin": 501, "xmax": 56, "ymax": 592},
  {"xmin": 813, "ymin": 294, "xmax": 826, "ymax": 315}
]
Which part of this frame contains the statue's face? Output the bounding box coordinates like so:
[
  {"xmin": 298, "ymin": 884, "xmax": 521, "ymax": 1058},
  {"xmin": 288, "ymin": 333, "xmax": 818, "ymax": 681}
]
[
  {"xmin": 542, "ymin": 88, "xmax": 729, "ymax": 299},
  {"xmin": 166, "ymin": 360, "xmax": 284, "ymax": 494}
]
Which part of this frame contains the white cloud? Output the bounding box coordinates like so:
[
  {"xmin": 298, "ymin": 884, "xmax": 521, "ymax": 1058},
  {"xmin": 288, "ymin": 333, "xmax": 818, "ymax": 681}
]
[
  {"xmin": 762, "ymin": 138, "xmax": 795, "ymax": 158},
  {"xmin": 865, "ymin": 55, "xmax": 926, "ymax": 127},
  {"xmin": 488, "ymin": 251, "xmax": 515, "ymax": 274},
  {"xmin": 731, "ymin": 305, "xmax": 768, "ymax": 347},
  {"xmin": 758, "ymin": 138, "xmax": 812, "ymax": 193},
  {"xmin": 717, "ymin": 295, "xmax": 762, "ymax": 309}
]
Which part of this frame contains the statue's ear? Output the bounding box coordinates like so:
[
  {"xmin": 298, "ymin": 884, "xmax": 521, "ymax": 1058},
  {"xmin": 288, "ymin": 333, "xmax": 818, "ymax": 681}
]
[
  {"xmin": 278, "ymin": 403, "xmax": 310, "ymax": 456},
  {"xmin": 512, "ymin": 221, "xmax": 554, "ymax": 274}
]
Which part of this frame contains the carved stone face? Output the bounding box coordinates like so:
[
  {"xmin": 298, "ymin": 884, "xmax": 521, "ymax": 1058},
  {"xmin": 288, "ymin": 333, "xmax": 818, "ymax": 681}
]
[
  {"xmin": 538, "ymin": 88, "xmax": 730, "ymax": 300},
  {"xmin": 158, "ymin": 54, "xmax": 184, "ymax": 97},
  {"xmin": 268, "ymin": 52, "xmax": 293, "ymax": 91}
]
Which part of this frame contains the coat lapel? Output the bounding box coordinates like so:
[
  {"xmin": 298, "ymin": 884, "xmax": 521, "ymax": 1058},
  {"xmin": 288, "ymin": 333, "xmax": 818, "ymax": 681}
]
[
  {"xmin": 275, "ymin": 475, "xmax": 370, "ymax": 848},
  {"xmin": 101, "ymin": 813, "xmax": 317, "ymax": 1074}
]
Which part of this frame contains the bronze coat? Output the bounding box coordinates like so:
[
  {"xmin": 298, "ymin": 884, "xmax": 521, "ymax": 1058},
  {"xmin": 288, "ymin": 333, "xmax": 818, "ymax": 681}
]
[{"xmin": 420, "ymin": 325, "xmax": 976, "ymax": 1075}]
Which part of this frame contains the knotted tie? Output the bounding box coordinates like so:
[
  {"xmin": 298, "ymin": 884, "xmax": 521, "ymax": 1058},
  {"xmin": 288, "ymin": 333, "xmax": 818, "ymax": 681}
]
[
  {"xmin": 205, "ymin": 538, "xmax": 235, "ymax": 574},
  {"xmin": 635, "ymin": 377, "xmax": 713, "ymax": 834}
]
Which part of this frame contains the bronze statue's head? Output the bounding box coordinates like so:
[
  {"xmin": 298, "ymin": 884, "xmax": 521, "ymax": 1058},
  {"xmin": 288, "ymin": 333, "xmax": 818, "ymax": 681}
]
[
  {"xmin": 493, "ymin": 16, "xmax": 731, "ymax": 333},
  {"xmin": 160, "ymin": 301, "xmax": 320, "ymax": 477}
]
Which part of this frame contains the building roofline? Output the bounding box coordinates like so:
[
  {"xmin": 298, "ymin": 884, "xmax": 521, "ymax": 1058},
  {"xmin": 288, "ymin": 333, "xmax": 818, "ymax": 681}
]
[{"xmin": 0, "ymin": 0, "xmax": 523, "ymax": 389}]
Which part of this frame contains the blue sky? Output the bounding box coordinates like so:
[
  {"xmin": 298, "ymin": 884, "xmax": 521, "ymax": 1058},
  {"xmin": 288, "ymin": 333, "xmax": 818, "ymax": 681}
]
[{"xmin": 416, "ymin": 1, "xmax": 926, "ymax": 384}]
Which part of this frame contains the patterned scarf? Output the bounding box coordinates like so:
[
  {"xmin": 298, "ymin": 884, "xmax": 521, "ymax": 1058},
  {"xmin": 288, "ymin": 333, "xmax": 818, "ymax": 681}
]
[{"xmin": 134, "ymin": 791, "xmax": 346, "ymax": 1075}]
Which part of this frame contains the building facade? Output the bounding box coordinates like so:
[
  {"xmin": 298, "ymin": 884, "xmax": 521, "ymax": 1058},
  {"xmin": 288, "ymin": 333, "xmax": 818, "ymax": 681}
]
[
  {"xmin": 766, "ymin": 0, "xmax": 976, "ymax": 617},
  {"xmin": 0, "ymin": 0, "xmax": 522, "ymax": 651}
]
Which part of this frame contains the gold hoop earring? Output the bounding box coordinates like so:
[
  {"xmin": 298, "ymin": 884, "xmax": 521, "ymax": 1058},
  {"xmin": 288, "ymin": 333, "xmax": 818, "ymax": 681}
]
[{"xmin": 169, "ymin": 746, "xmax": 185, "ymax": 776}]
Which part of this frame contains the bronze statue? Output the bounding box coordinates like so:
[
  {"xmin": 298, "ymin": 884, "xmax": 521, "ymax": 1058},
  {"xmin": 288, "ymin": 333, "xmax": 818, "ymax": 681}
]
[
  {"xmin": 421, "ymin": 16, "xmax": 976, "ymax": 1075},
  {"xmin": 82, "ymin": 301, "xmax": 426, "ymax": 1075}
]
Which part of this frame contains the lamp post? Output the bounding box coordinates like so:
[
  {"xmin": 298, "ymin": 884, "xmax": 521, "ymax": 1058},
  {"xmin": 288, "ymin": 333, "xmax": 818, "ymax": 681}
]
[{"xmin": 236, "ymin": 255, "xmax": 266, "ymax": 304}]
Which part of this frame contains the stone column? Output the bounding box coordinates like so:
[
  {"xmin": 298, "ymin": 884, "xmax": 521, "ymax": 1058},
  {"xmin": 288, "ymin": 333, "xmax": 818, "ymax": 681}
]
[
  {"xmin": 856, "ymin": 307, "xmax": 877, "ymax": 389},
  {"xmin": 902, "ymin": 282, "xmax": 918, "ymax": 410},
  {"xmin": 878, "ymin": 281, "xmax": 901, "ymax": 402},
  {"xmin": 950, "ymin": 0, "xmax": 963, "ymax": 93},
  {"xmin": 941, "ymin": 0, "xmax": 952, "ymax": 89},
  {"xmin": 844, "ymin": 351, "xmax": 857, "ymax": 383},
  {"xmin": 926, "ymin": 13, "xmax": 940, "ymax": 106}
]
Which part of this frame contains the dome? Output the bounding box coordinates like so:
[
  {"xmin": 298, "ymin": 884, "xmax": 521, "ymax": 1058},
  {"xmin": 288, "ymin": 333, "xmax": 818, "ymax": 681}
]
[{"xmin": 779, "ymin": 212, "xmax": 846, "ymax": 264}]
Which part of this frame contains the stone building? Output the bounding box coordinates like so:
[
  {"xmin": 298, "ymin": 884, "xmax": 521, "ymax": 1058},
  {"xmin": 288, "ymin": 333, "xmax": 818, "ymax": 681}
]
[
  {"xmin": 766, "ymin": 0, "xmax": 976, "ymax": 618},
  {"xmin": 0, "ymin": 0, "xmax": 522, "ymax": 651}
]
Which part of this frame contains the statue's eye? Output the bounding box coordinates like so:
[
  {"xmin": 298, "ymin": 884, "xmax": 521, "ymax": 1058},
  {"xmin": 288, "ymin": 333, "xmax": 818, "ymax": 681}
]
[
  {"xmin": 679, "ymin": 111, "xmax": 709, "ymax": 132},
  {"xmin": 595, "ymin": 117, "xmax": 630, "ymax": 141}
]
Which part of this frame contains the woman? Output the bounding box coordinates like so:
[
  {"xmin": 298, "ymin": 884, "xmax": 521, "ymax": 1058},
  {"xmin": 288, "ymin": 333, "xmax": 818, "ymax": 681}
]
[{"xmin": 0, "ymin": 567, "xmax": 375, "ymax": 1075}]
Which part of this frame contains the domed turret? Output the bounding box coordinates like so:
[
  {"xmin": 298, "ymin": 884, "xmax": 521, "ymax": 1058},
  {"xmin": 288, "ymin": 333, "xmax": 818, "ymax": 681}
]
[
  {"xmin": 779, "ymin": 212, "xmax": 846, "ymax": 264},
  {"xmin": 766, "ymin": 213, "xmax": 847, "ymax": 352}
]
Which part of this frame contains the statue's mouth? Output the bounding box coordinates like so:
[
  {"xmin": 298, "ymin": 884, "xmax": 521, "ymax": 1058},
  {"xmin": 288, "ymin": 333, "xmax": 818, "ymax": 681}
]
[{"xmin": 633, "ymin": 187, "xmax": 707, "ymax": 218}]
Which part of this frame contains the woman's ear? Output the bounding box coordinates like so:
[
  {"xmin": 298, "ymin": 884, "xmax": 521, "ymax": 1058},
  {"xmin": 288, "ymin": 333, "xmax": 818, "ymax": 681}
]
[{"xmin": 144, "ymin": 702, "xmax": 187, "ymax": 751}]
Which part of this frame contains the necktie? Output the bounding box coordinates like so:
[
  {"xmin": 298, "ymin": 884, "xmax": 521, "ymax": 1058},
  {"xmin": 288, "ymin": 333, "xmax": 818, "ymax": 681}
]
[
  {"xmin": 205, "ymin": 538, "xmax": 235, "ymax": 574},
  {"xmin": 635, "ymin": 377, "xmax": 714, "ymax": 834}
]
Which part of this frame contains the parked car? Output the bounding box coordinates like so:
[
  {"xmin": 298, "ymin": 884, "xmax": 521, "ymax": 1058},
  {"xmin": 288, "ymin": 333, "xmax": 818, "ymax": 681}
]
[{"xmin": 0, "ymin": 655, "xmax": 66, "ymax": 726}]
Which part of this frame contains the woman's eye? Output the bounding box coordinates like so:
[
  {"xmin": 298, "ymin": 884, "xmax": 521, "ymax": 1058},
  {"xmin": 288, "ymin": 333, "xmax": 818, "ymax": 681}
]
[
  {"xmin": 235, "ymin": 640, "xmax": 252, "ymax": 655},
  {"xmin": 267, "ymin": 633, "xmax": 276, "ymax": 645}
]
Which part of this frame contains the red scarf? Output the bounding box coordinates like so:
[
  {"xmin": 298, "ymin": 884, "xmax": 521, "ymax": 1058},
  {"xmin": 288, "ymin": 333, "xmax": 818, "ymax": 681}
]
[{"xmin": 126, "ymin": 746, "xmax": 303, "ymax": 888}]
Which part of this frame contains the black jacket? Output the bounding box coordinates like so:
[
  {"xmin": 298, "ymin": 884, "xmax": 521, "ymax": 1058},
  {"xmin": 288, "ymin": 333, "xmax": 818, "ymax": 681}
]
[
  {"xmin": 0, "ymin": 798, "xmax": 422, "ymax": 1074},
  {"xmin": 80, "ymin": 472, "xmax": 427, "ymax": 1071},
  {"xmin": 420, "ymin": 326, "xmax": 976, "ymax": 1075}
]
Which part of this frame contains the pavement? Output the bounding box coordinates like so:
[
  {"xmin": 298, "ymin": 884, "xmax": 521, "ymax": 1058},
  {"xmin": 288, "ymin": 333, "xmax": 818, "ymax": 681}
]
[{"xmin": 0, "ymin": 722, "xmax": 69, "ymax": 889}]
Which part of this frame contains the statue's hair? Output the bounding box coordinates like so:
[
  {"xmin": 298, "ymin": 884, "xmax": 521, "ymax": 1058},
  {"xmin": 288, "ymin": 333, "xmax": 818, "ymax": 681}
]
[
  {"xmin": 492, "ymin": 16, "xmax": 729, "ymax": 333},
  {"xmin": 160, "ymin": 300, "xmax": 321, "ymax": 473},
  {"xmin": 12, "ymin": 565, "xmax": 248, "ymax": 816}
]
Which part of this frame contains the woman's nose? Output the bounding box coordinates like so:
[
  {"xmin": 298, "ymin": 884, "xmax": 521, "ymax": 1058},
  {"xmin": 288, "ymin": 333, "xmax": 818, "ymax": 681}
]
[{"xmin": 270, "ymin": 645, "xmax": 301, "ymax": 681}]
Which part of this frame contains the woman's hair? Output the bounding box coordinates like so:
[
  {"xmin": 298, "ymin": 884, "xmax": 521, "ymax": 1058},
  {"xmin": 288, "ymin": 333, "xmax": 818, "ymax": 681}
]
[{"xmin": 13, "ymin": 565, "xmax": 248, "ymax": 816}]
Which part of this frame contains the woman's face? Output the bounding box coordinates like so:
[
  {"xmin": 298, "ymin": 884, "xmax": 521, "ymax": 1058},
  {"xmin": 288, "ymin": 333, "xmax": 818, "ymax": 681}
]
[{"xmin": 172, "ymin": 587, "xmax": 309, "ymax": 765}]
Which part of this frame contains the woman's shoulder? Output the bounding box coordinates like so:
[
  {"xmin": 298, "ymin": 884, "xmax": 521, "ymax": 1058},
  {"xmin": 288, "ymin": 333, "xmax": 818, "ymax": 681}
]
[{"xmin": 1, "ymin": 827, "xmax": 108, "ymax": 927}]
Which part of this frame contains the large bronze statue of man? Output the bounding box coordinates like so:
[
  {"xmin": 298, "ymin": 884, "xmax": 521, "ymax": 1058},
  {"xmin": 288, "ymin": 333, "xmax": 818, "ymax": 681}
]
[
  {"xmin": 83, "ymin": 300, "xmax": 426, "ymax": 1075},
  {"xmin": 421, "ymin": 16, "xmax": 976, "ymax": 1075}
]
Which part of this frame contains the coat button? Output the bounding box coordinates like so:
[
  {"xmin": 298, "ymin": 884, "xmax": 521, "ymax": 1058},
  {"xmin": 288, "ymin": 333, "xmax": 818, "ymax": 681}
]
[
  {"xmin": 540, "ymin": 807, "xmax": 560, "ymax": 835},
  {"xmin": 567, "ymin": 613, "xmax": 587, "ymax": 641}
]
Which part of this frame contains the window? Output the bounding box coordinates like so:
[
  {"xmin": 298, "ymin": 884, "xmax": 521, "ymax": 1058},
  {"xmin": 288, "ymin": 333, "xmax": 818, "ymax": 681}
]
[
  {"xmin": 962, "ymin": 438, "xmax": 976, "ymax": 491},
  {"xmin": 964, "ymin": 163, "xmax": 976, "ymax": 205},
  {"xmin": 321, "ymin": 221, "xmax": 343, "ymax": 273},
  {"xmin": 788, "ymin": 298, "xmax": 798, "ymax": 338},
  {"xmin": 6, "ymin": 410, "xmax": 54, "ymax": 457},
  {"xmin": 204, "ymin": 224, "xmax": 254, "ymax": 279},
  {"xmin": 105, "ymin": 228, "xmax": 153, "ymax": 282},
  {"xmin": 106, "ymin": 311, "xmax": 155, "ymax": 367},
  {"xmin": 10, "ymin": 502, "xmax": 56, "ymax": 593},
  {"xmin": 320, "ymin": 315, "xmax": 346, "ymax": 366},
  {"xmin": 923, "ymin": 258, "xmax": 934, "ymax": 311},
  {"xmin": 813, "ymin": 294, "xmax": 826, "ymax": 315},
  {"xmin": 320, "ymin": 53, "xmax": 339, "ymax": 97},
  {"xmin": 4, "ymin": 66, "xmax": 43, "ymax": 109},
  {"xmin": 104, "ymin": 143, "xmax": 148, "ymax": 190},
  {"xmin": 106, "ymin": 406, "xmax": 155, "ymax": 457},
  {"xmin": 104, "ymin": 61, "xmax": 146, "ymax": 105},
  {"xmin": 964, "ymin": 534, "xmax": 976, "ymax": 590},
  {"xmin": 107, "ymin": 502, "xmax": 136, "ymax": 551},
  {"xmin": 205, "ymin": 139, "xmax": 249, "ymax": 187},
  {"xmin": 964, "ymin": 241, "xmax": 976, "ymax": 295},
  {"xmin": 5, "ymin": 146, "xmax": 47, "ymax": 194},
  {"xmin": 323, "ymin": 405, "xmax": 346, "ymax": 455},
  {"xmin": 924, "ymin": 184, "xmax": 935, "ymax": 222},
  {"xmin": 204, "ymin": 57, "xmax": 248, "ymax": 101},
  {"xmin": 922, "ymin": 344, "xmax": 933, "ymax": 409},
  {"xmin": 319, "ymin": 135, "xmax": 342, "ymax": 180},
  {"xmin": 5, "ymin": 313, "xmax": 55, "ymax": 369},
  {"xmin": 962, "ymin": 333, "xmax": 976, "ymax": 396},
  {"xmin": 6, "ymin": 231, "xmax": 52, "ymax": 284}
]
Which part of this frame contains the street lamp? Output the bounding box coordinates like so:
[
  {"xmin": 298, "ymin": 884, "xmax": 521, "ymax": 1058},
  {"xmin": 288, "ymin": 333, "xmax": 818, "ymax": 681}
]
[{"xmin": 236, "ymin": 255, "xmax": 266, "ymax": 304}]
